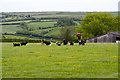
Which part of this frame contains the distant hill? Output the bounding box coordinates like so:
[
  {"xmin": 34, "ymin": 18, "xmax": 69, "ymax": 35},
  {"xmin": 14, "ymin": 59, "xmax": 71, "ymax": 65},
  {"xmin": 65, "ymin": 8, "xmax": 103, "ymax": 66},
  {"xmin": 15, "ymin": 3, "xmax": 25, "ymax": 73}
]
[{"xmin": 1, "ymin": 11, "xmax": 118, "ymax": 41}]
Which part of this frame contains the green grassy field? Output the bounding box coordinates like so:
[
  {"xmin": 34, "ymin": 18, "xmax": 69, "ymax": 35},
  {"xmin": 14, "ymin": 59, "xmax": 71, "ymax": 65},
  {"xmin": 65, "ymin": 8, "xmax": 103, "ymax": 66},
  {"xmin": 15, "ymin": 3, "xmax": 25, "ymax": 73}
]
[
  {"xmin": 2, "ymin": 43, "xmax": 118, "ymax": 78},
  {"xmin": 3, "ymin": 35, "xmax": 32, "ymax": 39},
  {"xmin": 28, "ymin": 22, "xmax": 57, "ymax": 29},
  {"xmin": 32, "ymin": 14, "xmax": 84, "ymax": 18},
  {"xmin": 44, "ymin": 27, "xmax": 62, "ymax": 37},
  {"xmin": 1, "ymin": 20, "xmax": 32, "ymax": 25},
  {"xmin": 2, "ymin": 25, "xmax": 20, "ymax": 34},
  {"xmin": 1, "ymin": 11, "xmax": 118, "ymax": 40},
  {"xmin": 31, "ymin": 28, "xmax": 55, "ymax": 35},
  {"xmin": 0, "ymin": 15, "xmax": 3, "ymax": 17},
  {"xmin": 0, "ymin": 43, "xmax": 1, "ymax": 80}
]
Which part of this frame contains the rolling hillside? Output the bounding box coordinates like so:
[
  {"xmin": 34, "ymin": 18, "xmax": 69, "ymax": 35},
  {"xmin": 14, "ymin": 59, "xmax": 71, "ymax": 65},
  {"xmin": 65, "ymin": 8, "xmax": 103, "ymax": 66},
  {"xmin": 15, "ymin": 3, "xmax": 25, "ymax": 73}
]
[{"xmin": 1, "ymin": 11, "xmax": 118, "ymax": 40}]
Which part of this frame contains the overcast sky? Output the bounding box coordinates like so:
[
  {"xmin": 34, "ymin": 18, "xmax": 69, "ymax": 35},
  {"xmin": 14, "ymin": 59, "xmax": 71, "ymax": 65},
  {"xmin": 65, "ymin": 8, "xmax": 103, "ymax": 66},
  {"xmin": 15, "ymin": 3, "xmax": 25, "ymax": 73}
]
[{"xmin": 0, "ymin": 0, "xmax": 119, "ymax": 12}]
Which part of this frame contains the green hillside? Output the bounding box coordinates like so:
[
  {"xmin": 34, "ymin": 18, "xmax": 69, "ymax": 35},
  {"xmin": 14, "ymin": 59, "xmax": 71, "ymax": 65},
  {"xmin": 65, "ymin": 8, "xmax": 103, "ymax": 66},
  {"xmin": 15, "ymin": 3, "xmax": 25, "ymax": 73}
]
[
  {"xmin": 1, "ymin": 11, "xmax": 118, "ymax": 40},
  {"xmin": 28, "ymin": 22, "xmax": 57, "ymax": 29},
  {"xmin": 2, "ymin": 25, "xmax": 20, "ymax": 34},
  {"xmin": 31, "ymin": 28, "xmax": 55, "ymax": 35},
  {"xmin": 44, "ymin": 27, "xmax": 62, "ymax": 38}
]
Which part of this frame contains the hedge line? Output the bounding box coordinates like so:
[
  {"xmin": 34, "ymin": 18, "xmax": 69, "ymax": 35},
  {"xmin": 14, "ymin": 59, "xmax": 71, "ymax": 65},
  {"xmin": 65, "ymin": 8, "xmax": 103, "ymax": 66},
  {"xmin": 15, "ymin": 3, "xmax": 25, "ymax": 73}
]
[
  {"xmin": 2, "ymin": 38, "xmax": 41, "ymax": 43},
  {"xmin": 1, "ymin": 38, "xmax": 57, "ymax": 43}
]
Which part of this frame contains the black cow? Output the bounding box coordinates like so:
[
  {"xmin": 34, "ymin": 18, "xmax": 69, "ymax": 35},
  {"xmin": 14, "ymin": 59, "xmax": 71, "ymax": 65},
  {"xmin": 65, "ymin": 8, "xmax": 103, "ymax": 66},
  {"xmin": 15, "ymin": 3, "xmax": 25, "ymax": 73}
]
[
  {"xmin": 42, "ymin": 40, "xmax": 53, "ymax": 46},
  {"xmin": 63, "ymin": 39, "xmax": 68, "ymax": 45},
  {"xmin": 56, "ymin": 42, "xmax": 62, "ymax": 46},
  {"xmin": 21, "ymin": 42, "xmax": 28, "ymax": 46},
  {"xmin": 69, "ymin": 41, "xmax": 74, "ymax": 45},
  {"xmin": 79, "ymin": 41, "xmax": 85, "ymax": 45},
  {"xmin": 13, "ymin": 43, "xmax": 21, "ymax": 47}
]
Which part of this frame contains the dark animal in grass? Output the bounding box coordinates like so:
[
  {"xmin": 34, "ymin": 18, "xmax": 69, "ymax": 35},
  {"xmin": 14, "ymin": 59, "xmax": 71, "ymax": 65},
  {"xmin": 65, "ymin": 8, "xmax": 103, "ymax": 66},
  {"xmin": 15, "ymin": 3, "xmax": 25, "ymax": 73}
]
[
  {"xmin": 63, "ymin": 39, "xmax": 68, "ymax": 45},
  {"xmin": 56, "ymin": 42, "xmax": 62, "ymax": 46},
  {"xmin": 21, "ymin": 42, "xmax": 28, "ymax": 46},
  {"xmin": 42, "ymin": 40, "xmax": 53, "ymax": 46},
  {"xmin": 13, "ymin": 43, "xmax": 21, "ymax": 47},
  {"xmin": 79, "ymin": 41, "xmax": 85, "ymax": 45},
  {"xmin": 69, "ymin": 41, "xmax": 74, "ymax": 45}
]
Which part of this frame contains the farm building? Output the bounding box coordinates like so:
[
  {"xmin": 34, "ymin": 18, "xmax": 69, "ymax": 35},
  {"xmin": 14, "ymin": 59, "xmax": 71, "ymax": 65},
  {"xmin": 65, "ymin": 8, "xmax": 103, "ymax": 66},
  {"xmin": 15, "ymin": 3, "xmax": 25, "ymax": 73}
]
[{"xmin": 86, "ymin": 31, "xmax": 120, "ymax": 43}]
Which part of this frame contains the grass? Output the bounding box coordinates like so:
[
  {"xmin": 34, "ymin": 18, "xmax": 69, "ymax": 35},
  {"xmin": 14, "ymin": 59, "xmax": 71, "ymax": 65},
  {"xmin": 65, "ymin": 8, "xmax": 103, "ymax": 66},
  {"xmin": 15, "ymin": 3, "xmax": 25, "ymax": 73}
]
[
  {"xmin": 44, "ymin": 27, "xmax": 62, "ymax": 37},
  {"xmin": 3, "ymin": 35, "xmax": 32, "ymax": 39},
  {"xmin": 2, "ymin": 43, "xmax": 118, "ymax": 78},
  {"xmin": 30, "ymin": 28, "xmax": 55, "ymax": 35},
  {"xmin": 0, "ymin": 15, "xmax": 4, "ymax": 17},
  {"xmin": 0, "ymin": 43, "xmax": 1, "ymax": 79},
  {"xmin": 74, "ymin": 21, "xmax": 81, "ymax": 26},
  {"xmin": 28, "ymin": 22, "xmax": 57, "ymax": 29},
  {"xmin": 2, "ymin": 25, "xmax": 20, "ymax": 34},
  {"xmin": 32, "ymin": 14, "xmax": 84, "ymax": 18},
  {"xmin": 1, "ymin": 20, "xmax": 32, "ymax": 25}
]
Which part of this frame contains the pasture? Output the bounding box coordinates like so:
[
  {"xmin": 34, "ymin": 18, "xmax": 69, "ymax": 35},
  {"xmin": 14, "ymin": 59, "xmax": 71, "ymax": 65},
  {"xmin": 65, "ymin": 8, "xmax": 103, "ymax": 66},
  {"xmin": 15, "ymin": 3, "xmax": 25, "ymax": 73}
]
[
  {"xmin": 3, "ymin": 35, "xmax": 32, "ymax": 39},
  {"xmin": 31, "ymin": 28, "xmax": 55, "ymax": 35},
  {"xmin": 2, "ymin": 43, "xmax": 118, "ymax": 78},
  {"xmin": 2, "ymin": 25, "xmax": 20, "ymax": 34},
  {"xmin": 28, "ymin": 22, "xmax": 57, "ymax": 29},
  {"xmin": 1, "ymin": 20, "xmax": 32, "ymax": 25},
  {"xmin": 44, "ymin": 27, "xmax": 62, "ymax": 38}
]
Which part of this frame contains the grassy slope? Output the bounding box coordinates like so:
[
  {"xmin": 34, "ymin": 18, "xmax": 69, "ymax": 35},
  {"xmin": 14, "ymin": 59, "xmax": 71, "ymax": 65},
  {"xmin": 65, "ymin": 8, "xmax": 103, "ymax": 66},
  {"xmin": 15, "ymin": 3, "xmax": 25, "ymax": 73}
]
[
  {"xmin": 1, "ymin": 12, "xmax": 118, "ymax": 39},
  {"xmin": 0, "ymin": 42, "xmax": 1, "ymax": 79},
  {"xmin": 44, "ymin": 27, "xmax": 62, "ymax": 37},
  {"xmin": 28, "ymin": 22, "xmax": 57, "ymax": 29},
  {"xmin": 3, "ymin": 35, "xmax": 32, "ymax": 39},
  {"xmin": 31, "ymin": 28, "xmax": 55, "ymax": 35},
  {"xmin": 2, "ymin": 43, "xmax": 118, "ymax": 78},
  {"xmin": 0, "ymin": 15, "xmax": 3, "ymax": 17},
  {"xmin": 2, "ymin": 25, "xmax": 20, "ymax": 34},
  {"xmin": 1, "ymin": 20, "xmax": 32, "ymax": 24},
  {"xmin": 74, "ymin": 21, "xmax": 81, "ymax": 26},
  {"xmin": 32, "ymin": 14, "xmax": 84, "ymax": 18}
]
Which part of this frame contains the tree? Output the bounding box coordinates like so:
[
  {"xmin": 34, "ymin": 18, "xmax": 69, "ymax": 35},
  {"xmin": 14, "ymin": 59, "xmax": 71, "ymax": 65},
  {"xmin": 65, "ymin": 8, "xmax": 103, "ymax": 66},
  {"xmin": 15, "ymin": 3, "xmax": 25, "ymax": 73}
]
[
  {"xmin": 55, "ymin": 17, "xmax": 77, "ymax": 41},
  {"xmin": 16, "ymin": 22, "xmax": 31, "ymax": 35},
  {"xmin": 59, "ymin": 26, "xmax": 75, "ymax": 41},
  {"xmin": 76, "ymin": 12, "xmax": 119, "ymax": 39},
  {"xmin": 18, "ymin": 22, "xmax": 29, "ymax": 30},
  {"xmin": 54, "ymin": 17, "xmax": 77, "ymax": 27}
]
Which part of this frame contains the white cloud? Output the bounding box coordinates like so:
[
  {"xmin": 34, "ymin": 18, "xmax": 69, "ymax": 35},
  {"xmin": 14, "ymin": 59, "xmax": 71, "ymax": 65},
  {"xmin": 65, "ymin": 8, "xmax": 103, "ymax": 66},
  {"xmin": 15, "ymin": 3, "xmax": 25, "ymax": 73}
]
[{"xmin": 0, "ymin": 0, "xmax": 119, "ymax": 12}]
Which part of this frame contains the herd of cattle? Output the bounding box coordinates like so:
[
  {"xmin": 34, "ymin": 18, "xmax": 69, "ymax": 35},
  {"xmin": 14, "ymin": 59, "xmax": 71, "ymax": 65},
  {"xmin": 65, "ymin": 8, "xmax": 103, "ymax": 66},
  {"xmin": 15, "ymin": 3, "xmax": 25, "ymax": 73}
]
[{"xmin": 13, "ymin": 39, "xmax": 85, "ymax": 47}]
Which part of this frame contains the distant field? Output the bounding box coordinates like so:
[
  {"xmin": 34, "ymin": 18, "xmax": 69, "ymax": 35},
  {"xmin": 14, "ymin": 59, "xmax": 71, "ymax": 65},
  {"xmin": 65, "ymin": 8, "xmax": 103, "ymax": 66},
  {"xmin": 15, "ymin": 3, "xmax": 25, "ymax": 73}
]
[
  {"xmin": 45, "ymin": 27, "xmax": 62, "ymax": 37},
  {"xmin": 1, "ymin": 20, "xmax": 32, "ymax": 25},
  {"xmin": 2, "ymin": 43, "xmax": 118, "ymax": 78},
  {"xmin": 1, "ymin": 11, "xmax": 118, "ymax": 39},
  {"xmin": 32, "ymin": 14, "xmax": 84, "ymax": 18},
  {"xmin": 31, "ymin": 28, "xmax": 55, "ymax": 35},
  {"xmin": 2, "ymin": 25, "xmax": 20, "ymax": 34},
  {"xmin": 0, "ymin": 15, "xmax": 3, "ymax": 17},
  {"xmin": 110, "ymin": 12, "xmax": 118, "ymax": 16},
  {"xmin": 28, "ymin": 22, "xmax": 57, "ymax": 29},
  {"xmin": 3, "ymin": 35, "xmax": 32, "ymax": 39}
]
